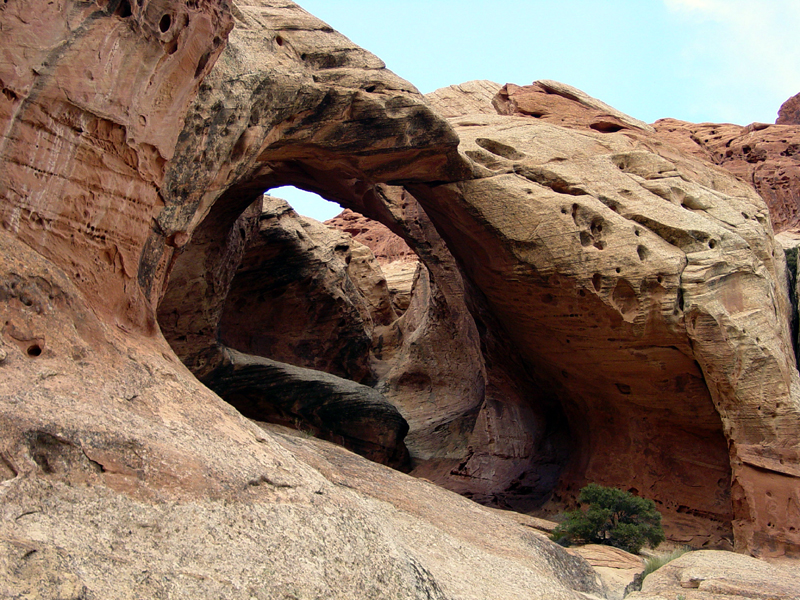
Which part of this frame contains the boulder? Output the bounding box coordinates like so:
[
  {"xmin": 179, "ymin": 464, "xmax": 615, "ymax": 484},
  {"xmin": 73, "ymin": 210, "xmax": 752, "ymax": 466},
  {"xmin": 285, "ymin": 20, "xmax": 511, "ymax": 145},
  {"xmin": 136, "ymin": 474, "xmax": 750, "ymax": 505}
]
[
  {"xmin": 204, "ymin": 347, "xmax": 410, "ymax": 470},
  {"xmin": 777, "ymin": 91, "xmax": 800, "ymax": 125},
  {"xmin": 493, "ymin": 80, "xmax": 654, "ymax": 132},
  {"xmin": 626, "ymin": 549, "xmax": 800, "ymax": 600},
  {"xmin": 569, "ymin": 545, "xmax": 644, "ymax": 600}
]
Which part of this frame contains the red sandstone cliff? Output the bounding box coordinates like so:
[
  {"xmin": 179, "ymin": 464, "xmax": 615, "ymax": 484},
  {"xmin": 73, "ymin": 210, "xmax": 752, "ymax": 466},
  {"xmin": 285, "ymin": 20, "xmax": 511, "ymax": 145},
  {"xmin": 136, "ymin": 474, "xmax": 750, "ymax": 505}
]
[{"xmin": 1, "ymin": 1, "xmax": 800, "ymax": 597}]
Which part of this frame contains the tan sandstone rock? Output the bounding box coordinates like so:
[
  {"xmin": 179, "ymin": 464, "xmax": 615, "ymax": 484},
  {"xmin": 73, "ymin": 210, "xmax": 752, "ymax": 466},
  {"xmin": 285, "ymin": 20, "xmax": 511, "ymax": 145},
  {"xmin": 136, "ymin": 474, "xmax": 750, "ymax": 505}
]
[
  {"xmin": 326, "ymin": 208, "xmax": 419, "ymax": 314},
  {"xmin": 570, "ymin": 545, "xmax": 645, "ymax": 600},
  {"xmin": 626, "ymin": 549, "xmax": 800, "ymax": 600},
  {"xmin": 653, "ymin": 118, "xmax": 800, "ymax": 233},
  {"xmin": 2, "ymin": 2, "xmax": 800, "ymax": 599},
  {"xmin": 0, "ymin": 1, "xmax": 608, "ymax": 597},
  {"xmin": 777, "ymin": 92, "xmax": 800, "ymax": 125},
  {"xmin": 418, "ymin": 81, "xmax": 800, "ymax": 555}
]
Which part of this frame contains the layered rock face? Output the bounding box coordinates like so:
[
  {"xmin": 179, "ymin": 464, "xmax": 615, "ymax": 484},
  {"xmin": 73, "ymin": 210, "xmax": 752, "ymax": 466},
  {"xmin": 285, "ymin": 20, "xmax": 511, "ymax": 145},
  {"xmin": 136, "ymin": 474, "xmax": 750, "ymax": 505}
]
[
  {"xmin": 0, "ymin": 0, "xmax": 233, "ymax": 332},
  {"xmin": 653, "ymin": 119, "xmax": 800, "ymax": 233},
  {"xmin": 2, "ymin": 4, "xmax": 800, "ymax": 600},
  {"xmin": 0, "ymin": 1, "xmax": 608, "ymax": 598},
  {"xmin": 411, "ymin": 81, "xmax": 800, "ymax": 553}
]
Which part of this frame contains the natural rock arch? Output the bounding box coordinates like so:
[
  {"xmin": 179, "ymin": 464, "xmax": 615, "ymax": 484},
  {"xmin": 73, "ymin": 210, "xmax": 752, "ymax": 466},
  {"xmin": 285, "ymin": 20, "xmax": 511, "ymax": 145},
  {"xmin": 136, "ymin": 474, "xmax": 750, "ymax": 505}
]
[
  {"xmin": 1, "ymin": 0, "xmax": 798, "ymax": 569},
  {"xmin": 149, "ymin": 3, "xmax": 800, "ymax": 555}
]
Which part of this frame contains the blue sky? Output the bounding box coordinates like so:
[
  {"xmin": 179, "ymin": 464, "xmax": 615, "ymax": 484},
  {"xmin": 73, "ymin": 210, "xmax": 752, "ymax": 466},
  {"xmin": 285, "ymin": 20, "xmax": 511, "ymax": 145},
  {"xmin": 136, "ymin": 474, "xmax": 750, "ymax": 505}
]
[{"xmin": 275, "ymin": 0, "xmax": 800, "ymax": 220}]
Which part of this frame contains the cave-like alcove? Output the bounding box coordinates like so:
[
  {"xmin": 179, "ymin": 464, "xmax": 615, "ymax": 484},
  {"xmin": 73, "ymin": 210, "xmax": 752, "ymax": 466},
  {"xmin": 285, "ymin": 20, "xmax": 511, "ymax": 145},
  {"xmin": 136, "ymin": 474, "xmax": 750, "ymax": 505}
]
[{"xmin": 156, "ymin": 169, "xmax": 573, "ymax": 514}]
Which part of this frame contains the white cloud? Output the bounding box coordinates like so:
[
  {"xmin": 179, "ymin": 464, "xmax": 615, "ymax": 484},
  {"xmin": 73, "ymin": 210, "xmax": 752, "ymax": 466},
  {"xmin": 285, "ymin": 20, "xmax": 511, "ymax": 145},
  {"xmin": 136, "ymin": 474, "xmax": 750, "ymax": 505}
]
[{"xmin": 664, "ymin": 0, "xmax": 800, "ymax": 123}]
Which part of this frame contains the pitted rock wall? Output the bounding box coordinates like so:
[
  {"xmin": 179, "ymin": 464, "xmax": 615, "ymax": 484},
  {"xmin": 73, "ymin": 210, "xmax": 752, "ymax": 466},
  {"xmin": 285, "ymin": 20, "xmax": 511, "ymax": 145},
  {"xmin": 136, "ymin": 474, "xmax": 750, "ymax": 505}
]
[{"xmin": 417, "ymin": 82, "xmax": 800, "ymax": 554}]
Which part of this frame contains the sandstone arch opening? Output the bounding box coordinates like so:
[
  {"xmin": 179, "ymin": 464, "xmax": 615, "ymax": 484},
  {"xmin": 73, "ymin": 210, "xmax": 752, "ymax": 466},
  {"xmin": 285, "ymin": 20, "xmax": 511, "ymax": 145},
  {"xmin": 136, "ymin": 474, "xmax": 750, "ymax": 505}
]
[
  {"xmin": 156, "ymin": 171, "xmax": 573, "ymax": 512},
  {"xmin": 269, "ymin": 185, "xmax": 343, "ymax": 221}
]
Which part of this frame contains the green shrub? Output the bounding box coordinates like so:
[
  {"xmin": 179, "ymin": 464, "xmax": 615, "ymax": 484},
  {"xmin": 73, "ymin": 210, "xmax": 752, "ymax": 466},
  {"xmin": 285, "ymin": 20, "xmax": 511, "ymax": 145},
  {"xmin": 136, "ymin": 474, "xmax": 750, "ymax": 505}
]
[
  {"xmin": 642, "ymin": 546, "xmax": 690, "ymax": 579},
  {"xmin": 551, "ymin": 484, "xmax": 665, "ymax": 553}
]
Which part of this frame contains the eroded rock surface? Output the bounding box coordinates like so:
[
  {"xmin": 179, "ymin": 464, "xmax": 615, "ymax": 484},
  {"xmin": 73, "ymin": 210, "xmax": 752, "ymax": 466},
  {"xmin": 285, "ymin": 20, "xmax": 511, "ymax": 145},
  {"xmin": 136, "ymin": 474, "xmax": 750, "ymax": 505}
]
[
  {"xmin": 416, "ymin": 81, "xmax": 800, "ymax": 554},
  {"xmin": 217, "ymin": 197, "xmax": 387, "ymax": 384},
  {"xmin": 2, "ymin": 4, "xmax": 800, "ymax": 600},
  {"xmin": 326, "ymin": 208, "xmax": 418, "ymax": 314},
  {"xmin": 493, "ymin": 81, "xmax": 653, "ymax": 132},
  {"xmin": 653, "ymin": 118, "xmax": 800, "ymax": 233},
  {"xmin": 626, "ymin": 550, "xmax": 800, "ymax": 600},
  {"xmin": 569, "ymin": 545, "xmax": 644, "ymax": 600},
  {"xmin": 0, "ymin": 1, "xmax": 606, "ymax": 597},
  {"xmin": 777, "ymin": 92, "xmax": 800, "ymax": 125},
  {"xmin": 0, "ymin": 0, "xmax": 233, "ymax": 331},
  {"xmin": 205, "ymin": 348, "xmax": 410, "ymax": 469}
]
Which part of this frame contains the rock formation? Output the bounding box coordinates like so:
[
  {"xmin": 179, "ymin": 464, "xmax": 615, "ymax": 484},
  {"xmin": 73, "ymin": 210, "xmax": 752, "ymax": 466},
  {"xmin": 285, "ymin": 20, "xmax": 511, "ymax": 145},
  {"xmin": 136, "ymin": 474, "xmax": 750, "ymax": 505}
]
[
  {"xmin": 626, "ymin": 550, "xmax": 800, "ymax": 600},
  {"xmin": 415, "ymin": 81, "xmax": 800, "ymax": 555},
  {"xmin": 777, "ymin": 92, "xmax": 800, "ymax": 125},
  {"xmin": 1, "ymin": 0, "xmax": 800, "ymax": 596},
  {"xmin": 0, "ymin": 1, "xmax": 606, "ymax": 597},
  {"xmin": 569, "ymin": 545, "xmax": 644, "ymax": 600},
  {"xmin": 653, "ymin": 119, "xmax": 800, "ymax": 233},
  {"xmin": 326, "ymin": 208, "xmax": 418, "ymax": 314},
  {"xmin": 217, "ymin": 198, "xmax": 387, "ymax": 384}
]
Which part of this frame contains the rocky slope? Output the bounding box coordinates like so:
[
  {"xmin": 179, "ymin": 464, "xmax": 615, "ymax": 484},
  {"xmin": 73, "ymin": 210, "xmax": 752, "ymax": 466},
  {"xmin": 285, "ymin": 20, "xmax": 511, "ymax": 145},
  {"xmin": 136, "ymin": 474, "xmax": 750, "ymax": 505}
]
[
  {"xmin": 626, "ymin": 550, "xmax": 800, "ymax": 600},
  {"xmin": 1, "ymin": 0, "xmax": 799, "ymax": 597}
]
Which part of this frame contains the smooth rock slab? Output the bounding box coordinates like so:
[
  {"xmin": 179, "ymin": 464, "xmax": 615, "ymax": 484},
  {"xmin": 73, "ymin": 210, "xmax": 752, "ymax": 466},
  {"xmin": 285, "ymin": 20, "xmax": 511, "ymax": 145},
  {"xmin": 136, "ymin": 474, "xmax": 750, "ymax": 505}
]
[
  {"xmin": 205, "ymin": 347, "xmax": 411, "ymax": 470},
  {"xmin": 626, "ymin": 549, "xmax": 800, "ymax": 600}
]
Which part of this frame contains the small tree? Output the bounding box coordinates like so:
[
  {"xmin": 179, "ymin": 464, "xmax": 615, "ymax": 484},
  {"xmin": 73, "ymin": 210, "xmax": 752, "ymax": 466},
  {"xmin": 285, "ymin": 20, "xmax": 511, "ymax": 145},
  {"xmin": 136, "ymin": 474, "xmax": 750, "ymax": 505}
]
[{"xmin": 551, "ymin": 484, "xmax": 665, "ymax": 553}]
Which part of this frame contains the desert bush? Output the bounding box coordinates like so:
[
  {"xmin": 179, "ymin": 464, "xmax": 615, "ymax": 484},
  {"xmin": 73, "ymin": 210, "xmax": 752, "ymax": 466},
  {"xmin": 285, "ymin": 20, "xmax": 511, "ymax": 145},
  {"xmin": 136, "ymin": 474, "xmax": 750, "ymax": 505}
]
[
  {"xmin": 642, "ymin": 546, "xmax": 691, "ymax": 579},
  {"xmin": 551, "ymin": 484, "xmax": 665, "ymax": 553}
]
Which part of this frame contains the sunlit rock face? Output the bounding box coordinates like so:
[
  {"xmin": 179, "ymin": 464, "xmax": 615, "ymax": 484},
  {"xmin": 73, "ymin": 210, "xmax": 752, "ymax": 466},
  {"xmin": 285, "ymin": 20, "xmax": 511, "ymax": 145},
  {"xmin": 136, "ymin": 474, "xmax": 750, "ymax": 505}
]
[
  {"xmin": 654, "ymin": 118, "xmax": 800, "ymax": 234},
  {"xmin": 0, "ymin": 0, "xmax": 233, "ymax": 332},
  {"xmin": 777, "ymin": 92, "xmax": 800, "ymax": 125},
  {"xmin": 414, "ymin": 81, "xmax": 800, "ymax": 554}
]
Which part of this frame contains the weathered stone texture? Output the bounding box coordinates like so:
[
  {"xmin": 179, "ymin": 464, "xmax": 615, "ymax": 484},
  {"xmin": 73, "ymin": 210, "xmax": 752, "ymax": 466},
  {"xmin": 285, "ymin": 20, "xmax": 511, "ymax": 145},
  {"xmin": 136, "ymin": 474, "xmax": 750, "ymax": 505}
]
[
  {"xmin": 626, "ymin": 550, "xmax": 800, "ymax": 600},
  {"xmin": 777, "ymin": 91, "xmax": 800, "ymax": 125},
  {"xmin": 0, "ymin": 0, "xmax": 232, "ymax": 332},
  {"xmin": 2, "ymin": 4, "xmax": 800, "ymax": 599},
  {"xmin": 418, "ymin": 81, "xmax": 800, "ymax": 554},
  {"xmin": 654, "ymin": 118, "xmax": 800, "ymax": 233},
  {"xmin": 0, "ymin": 2, "xmax": 611, "ymax": 598}
]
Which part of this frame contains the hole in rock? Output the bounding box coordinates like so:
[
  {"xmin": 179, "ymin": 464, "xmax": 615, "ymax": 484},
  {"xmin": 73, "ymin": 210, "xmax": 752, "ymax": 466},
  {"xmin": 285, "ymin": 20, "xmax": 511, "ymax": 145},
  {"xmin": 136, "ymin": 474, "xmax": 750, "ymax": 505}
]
[
  {"xmin": 115, "ymin": 0, "xmax": 132, "ymax": 17},
  {"xmin": 159, "ymin": 14, "xmax": 172, "ymax": 33},
  {"xmin": 590, "ymin": 121, "xmax": 624, "ymax": 133},
  {"xmin": 194, "ymin": 52, "xmax": 213, "ymax": 78},
  {"xmin": 27, "ymin": 344, "xmax": 42, "ymax": 357},
  {"xmin": 153, "ymin": 119, "xmax": 734, "ymax": 539},
  {"xmin": 269, "ymin": 186, "xmax": 342, "ymax": 221},
  {"xmin": 157, "ymin": 180, "xmax": 425, "ymax": 474}
]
